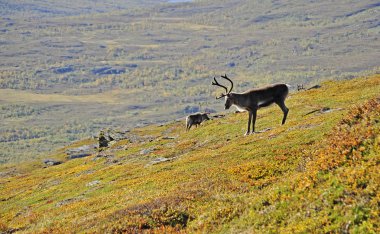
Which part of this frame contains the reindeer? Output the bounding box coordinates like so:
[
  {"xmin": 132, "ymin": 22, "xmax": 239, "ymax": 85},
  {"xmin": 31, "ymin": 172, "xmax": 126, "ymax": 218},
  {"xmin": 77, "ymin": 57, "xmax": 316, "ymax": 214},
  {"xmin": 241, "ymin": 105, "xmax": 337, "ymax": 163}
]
[
  {"xmin": 186, "ymin": 113, "xmax": 210, "ymax": 131},
  {"xmin": 212, "ymin": 74, "xmax": 290, "ymax": 135}
]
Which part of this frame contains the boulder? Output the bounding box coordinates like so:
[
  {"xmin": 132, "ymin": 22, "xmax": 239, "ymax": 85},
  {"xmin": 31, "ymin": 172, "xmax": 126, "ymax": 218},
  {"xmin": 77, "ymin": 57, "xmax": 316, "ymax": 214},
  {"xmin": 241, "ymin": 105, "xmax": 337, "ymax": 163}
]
[{"xmin": 43, "ymin": 159, "xmax": 62, "ymax": 166}]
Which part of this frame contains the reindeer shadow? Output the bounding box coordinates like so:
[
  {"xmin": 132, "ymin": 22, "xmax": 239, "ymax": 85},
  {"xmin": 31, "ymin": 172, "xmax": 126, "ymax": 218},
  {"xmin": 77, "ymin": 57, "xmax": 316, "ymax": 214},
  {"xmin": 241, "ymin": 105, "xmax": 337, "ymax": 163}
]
[
  {"xmin": 244, "ymin": 127, "xmax": 272, "ymax": 136},
  {"xmin": 256, "ymin": 128, "xmax": 272, "ymax": 133}
]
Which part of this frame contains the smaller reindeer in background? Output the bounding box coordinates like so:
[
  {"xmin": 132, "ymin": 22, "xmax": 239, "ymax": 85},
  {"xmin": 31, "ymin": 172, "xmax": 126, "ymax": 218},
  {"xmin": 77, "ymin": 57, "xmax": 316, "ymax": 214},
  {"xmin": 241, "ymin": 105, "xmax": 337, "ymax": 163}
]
[{"xmin": 186, "ymin": 113, "xmax": 210, "ymax": 131}]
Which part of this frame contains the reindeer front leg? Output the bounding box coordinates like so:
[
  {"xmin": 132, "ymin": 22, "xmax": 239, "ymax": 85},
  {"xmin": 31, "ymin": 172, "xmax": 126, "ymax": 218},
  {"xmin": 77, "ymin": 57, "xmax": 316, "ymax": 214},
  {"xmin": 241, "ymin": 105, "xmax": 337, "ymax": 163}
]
[{"xmin": 245, "ymin": 111, "xmax": 253, "ymax": 136}]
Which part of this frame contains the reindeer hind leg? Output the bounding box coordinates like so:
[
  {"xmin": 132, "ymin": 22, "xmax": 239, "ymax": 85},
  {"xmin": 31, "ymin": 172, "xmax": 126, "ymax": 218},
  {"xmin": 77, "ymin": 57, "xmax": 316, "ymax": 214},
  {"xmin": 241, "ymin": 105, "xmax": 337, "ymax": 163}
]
[
  {"xmin": 251, "ymin": 109, "xmax": 257, "ymax": 133},
  {"xmin": 276, "ymin": 100, "xmax": 289, "ymax": 125}
]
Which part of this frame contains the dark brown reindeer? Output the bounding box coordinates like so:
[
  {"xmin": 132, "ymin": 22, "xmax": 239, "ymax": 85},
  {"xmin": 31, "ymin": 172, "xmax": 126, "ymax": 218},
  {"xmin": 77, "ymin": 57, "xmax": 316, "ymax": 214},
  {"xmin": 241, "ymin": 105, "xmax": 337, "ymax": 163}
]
[
  {"xmin": 186, "ymin": 113, "xmax": 210, "ymax": 131},
  {"xmin": 212, "ymin": 74, "xmax": 290, "ymax": 135}
]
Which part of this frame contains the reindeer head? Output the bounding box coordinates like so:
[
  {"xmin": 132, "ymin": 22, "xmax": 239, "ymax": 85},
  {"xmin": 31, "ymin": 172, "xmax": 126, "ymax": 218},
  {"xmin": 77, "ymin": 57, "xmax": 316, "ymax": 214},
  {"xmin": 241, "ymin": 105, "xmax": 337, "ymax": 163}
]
[
  {"xmin": 212, "ymin": 74, "xmax": 234, "ymax": 110},
  {"xmin": 202, "ymin": 113, "xmax": 210, "ymax": 121},
  {"xmin": 224, "ymin": 93, "xmax": 236, "ymax": 110}
]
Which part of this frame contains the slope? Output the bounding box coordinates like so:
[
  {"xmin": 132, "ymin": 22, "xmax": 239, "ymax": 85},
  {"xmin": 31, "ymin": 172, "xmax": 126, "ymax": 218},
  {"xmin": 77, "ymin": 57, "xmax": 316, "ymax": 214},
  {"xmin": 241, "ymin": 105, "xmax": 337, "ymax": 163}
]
[
  {"xmin": 2, "ymin": 0, "xmax": 380, "ymax": 163},
  {"xmin": 0, "ymin": 74, "xmax": 379, "ymax": 233}
]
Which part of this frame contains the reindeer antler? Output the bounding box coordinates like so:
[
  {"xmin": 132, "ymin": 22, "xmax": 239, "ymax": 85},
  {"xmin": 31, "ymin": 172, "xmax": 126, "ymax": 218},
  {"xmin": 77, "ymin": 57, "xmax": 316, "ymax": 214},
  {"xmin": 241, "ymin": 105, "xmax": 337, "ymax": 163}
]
[
  {"xmin": 211, "ymin": 74, "xmax": 234, "ymax": 99},
  {"xmin": 220, "ymin": 74, "xmax": 234, "ymax": 94},
  {"xmin": 212, "ymin": 77, "xmax": 229, "ymax": 99},
  {"xmin": 212, "ymin": 77, "xmax": 228, "ymax": 93}
]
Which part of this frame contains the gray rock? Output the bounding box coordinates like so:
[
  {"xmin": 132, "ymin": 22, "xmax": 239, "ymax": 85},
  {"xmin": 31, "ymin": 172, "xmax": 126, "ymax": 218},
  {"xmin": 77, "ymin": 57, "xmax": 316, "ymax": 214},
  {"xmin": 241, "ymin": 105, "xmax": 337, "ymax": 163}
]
[
  {"xmin": 150, "ymin": 157, "xmax": 171, "ymax": 164},
  {"xmin": 320, "ymin": 107, "xmax": 332, "ymax": 113},
  {"xmin": 43, "ymin": 159, "xmax": 62, "ymax": 166},
  {"xmin": 140, "ymin": 148, "xmax": 155, "ymax": 155},
  {"xmin": 67, "ymin": 153, "xmax": 92, "ymax": 159},
  {"xmin": 66, "ymin": 144, "xmax": 96, "ymax": 159},
  {"xmin": 97, "ymin": 128, "xmax": 131, "ymax": 149},
  {"xmin": 145, "ymin": 157, "xmax": 175, "ymax": 167},
  {"xmin": 92, "ymin": 152, "xmax": 114, "ymax": 161},
  {"xmin": 86, "ymin": 180, "xmax": 101, "ymax": 187},
  {"xmin": 66, "ymin": 144, "xmax": 96, "ymax": 153},
  {"xmin": 257, "ymin": 128, "xmax": 272, "ymax": 133}
]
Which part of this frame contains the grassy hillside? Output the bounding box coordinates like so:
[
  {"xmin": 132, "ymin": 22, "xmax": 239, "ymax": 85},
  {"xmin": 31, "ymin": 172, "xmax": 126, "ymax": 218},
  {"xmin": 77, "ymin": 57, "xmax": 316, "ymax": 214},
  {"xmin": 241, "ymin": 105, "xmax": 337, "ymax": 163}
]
[
  {"xmin": 0, "ymin": 74, "xmax": 379, "ymax": 233},
  {"xmin": 1, "ymin": 0, "xmax": 380, "ymax": 163}
]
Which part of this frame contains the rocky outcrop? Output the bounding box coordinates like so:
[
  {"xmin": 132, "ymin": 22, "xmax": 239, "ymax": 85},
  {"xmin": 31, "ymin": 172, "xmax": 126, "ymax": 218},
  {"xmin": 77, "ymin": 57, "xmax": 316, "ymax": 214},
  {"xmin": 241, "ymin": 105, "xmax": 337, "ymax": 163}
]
[{"xmin": 97, "ymin": 128, "xmax": 132, "ymax": 149}]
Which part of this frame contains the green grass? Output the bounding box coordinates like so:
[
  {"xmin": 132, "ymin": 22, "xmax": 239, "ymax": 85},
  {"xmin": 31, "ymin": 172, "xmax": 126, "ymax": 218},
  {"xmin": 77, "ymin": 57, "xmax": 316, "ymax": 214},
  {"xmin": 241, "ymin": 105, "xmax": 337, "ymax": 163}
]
[{"xmin": 0, "ymin": 74, "xmax": 379, "ymax": 233}]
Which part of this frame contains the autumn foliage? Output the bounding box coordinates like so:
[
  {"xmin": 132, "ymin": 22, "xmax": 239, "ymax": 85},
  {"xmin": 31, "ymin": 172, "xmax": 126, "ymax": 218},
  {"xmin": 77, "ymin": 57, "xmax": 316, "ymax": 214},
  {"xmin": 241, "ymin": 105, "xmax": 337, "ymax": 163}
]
[{"xmin": 1, "ymin": 75, "xmax": 379, "ymax": 233}]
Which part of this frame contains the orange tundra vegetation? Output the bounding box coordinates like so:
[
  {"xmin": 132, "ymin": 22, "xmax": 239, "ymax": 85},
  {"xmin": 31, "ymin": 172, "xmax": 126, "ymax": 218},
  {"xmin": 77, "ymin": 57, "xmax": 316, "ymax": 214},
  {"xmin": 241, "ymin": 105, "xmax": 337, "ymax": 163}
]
[{"xmin": 0, "ymin": 74, "xmax": 379, "ymax": 233}]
